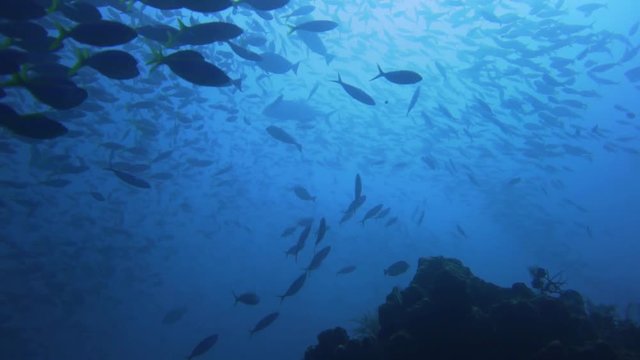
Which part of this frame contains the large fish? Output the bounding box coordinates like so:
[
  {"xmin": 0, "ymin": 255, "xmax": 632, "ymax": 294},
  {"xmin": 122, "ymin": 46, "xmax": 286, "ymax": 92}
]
[
  {"xmin": 384, "ymin": 261, "xmax": 410, "ymax": 276},
  {"xmin": 306, "ymin": 246, "xmax": 331, "ymax": 272}
]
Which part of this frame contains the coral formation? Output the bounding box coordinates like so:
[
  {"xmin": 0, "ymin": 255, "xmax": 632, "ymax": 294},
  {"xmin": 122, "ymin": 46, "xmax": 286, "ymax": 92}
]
[{"xmin": 304, "ymin": 257, "xmax": 640, "ymax": 360}]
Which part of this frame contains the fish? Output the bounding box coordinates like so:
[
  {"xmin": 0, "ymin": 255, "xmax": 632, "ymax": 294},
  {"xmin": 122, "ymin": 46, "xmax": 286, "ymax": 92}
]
[
  {"xmin": 249, "ymin": 312, "xmax": 279, "ymax": 336},
  {"xmin": 375, "ymin": 207, "xmax": 390, "ymax": 220},
  {"xmin": 278, "ymin": 273, "xmax": 306, "ymax": 303},
  {"xmin": 90, "ymin": 192, "xmax": 106, "ymax": 202},
  {"xmin": 257, "ymin": 52, "xmax": 299, "ymax": 74},
  {"xmin": 289, "ymin": 20, "xmax": 338, "ymax": 34},
  {"xmin": 371, "ymin": 64, "xmax": 422, "ymax": 84},
  {"xmin": 306, "ymin": 246, "xmax": 331, "ymax": 272},
  {"xmin": 162, "ymin": 306, "xmax": 187, "ymax": 325},
  {"xmin": 384, "ymin": 260, "xmax": 410, "ymax": 276},
  {"xmin": 331, "ymin": 74, "xmax": 375, "ymax": 105},
  {"xmin": 0, "ymin": 104, "xmax": 68, "ymax": 139},
  {"xmin": 233, "ymin": 291, "xmax": 260, "ymax": 306},
  {"xmin": 244, "ymin": 0, "xmax": 289, "ymax": 11},
  {"xmin": 315, "ymin": 218, "xmax": 327, "ymax": 246},
  {"xmin": 149, "ymin": 50, "xmax": 240, "ymax": 88},
  {"xmin": 175, "ymin": 20, "xmax": 243, "ymax": 46},
  {"xmin": 281, "ymin": 226, "xmax": 297, "ymax": 237},
  {"xmin": 262, "ymin": 95, "xmax": 324, "ymax": 123},
  {"xmin": 23, "ymin": 76, "xmax": 88, "ymax": 110},
  {"xmin": 337, "ymin": 265, "xmax": 356, "ymax": 275},
  {"xmin": 266, "ymin": 125, "xmax": 302, "ymax": 152},
  {"xmin": 293, "ymin": 186, "xmax": 315, "ymax": 201},
  {"xmin": 507, "ymin": 177, "xmax": 521, "ymax": 186},
  {"xmin": 0, "ymin": 0, "xmax": 47, "ymax": 20},
  {"xmin": 226, "ymin": 41, "xmax": 262, "ymax": 62},
  {"xmin": 360, "ymin": 204, "xmax": 383, "ymax": 225},
  {"xmin": 406, "ymin": 86, "xmax": 421, "ymax": 116},
  {"xmin": 186, "ymin": 334, "xmax": 218, "ymax": 360},
  {"xmin": 456, "ymin": 224, "xmax": 468, "ymax": 238},
  {"xmin": 105, "ymin": 168, "xmax": 151, "ymax": 189},
  {"xmin": 385, "ymin": 217, "xmax": 398, "ymax": 227},
  {"xmin": 60, "ymin": 1, "xmax": 102, "ymax": 23},
  {"xmin": 54, "ymin": 20, "xmax": 137, "ymax": 49},
  {"xmin": 73, "ymin": 49, "xmax": 139, "ymax": 80},
  {"xmin": 355, "ymin": 174, "xmax": 362, "ymax": 200}
]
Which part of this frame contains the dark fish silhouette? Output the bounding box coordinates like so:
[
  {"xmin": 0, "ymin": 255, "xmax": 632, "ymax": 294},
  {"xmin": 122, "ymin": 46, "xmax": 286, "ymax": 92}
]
[
  {"xmin": 332, "ymin": 74, "xmax": 375, "ymax": 105},
  {"xmin": 371, "ymin": 64, "xmax": 422, "ymax": 84},
  {"xmin": 186, "ymin": 334, "xmax": 218, "ymax": 359},
  {"xmin": 306, "ymin": 246, "xmax": 331, "ymax": 272},
  {"xmin": 278, "ymin": 273, "xmax": 306, "ymax": 303},
  {"xmin": 233, "ymin": 291, "xmax": 260, "ymax": 306},
  {"xmin": 337, "ymin": 265, "xmax": 357, "ymax": 275},
  {"xmin": 162, "ymin": 306, "xmax": 187, "ymax": 325},
  {"xmin": 293, "ymin": 186, "xmax": 315, "ymax": 201},
  {"xmin": 73, "ymin": 50, "xmax": 139, "ymax": 80},
  {"xmin": 250, "ymin": 312, "xmax": 279, "ymax": 336},
  {"xmin": 360, "ymin": 204, "xmax": 383, "ymax": 225},
  {"xmin": 315, "ymin": 218, "xmax": 328, "ymax": 246},
  {"xmin": 0, "ymin": 103, "xmax": 68, "ymax": 139},
  {"xmin": 105, "ymin": 168, "xmax": 151, "ymax": 189},
  {"xmin": 355, "ymin": 174, "xmax": 362, "ymax": 200},
  {"xmin": 266, "ymin": 125, "xmax": 302, "ymax": 152},
  {"xmin": 289, "ymin": 20, "xmax": 338, "ymax": 34},
  {"xmin": 384, "ymin": 261, "xmax": 410, "ymax": 276}
]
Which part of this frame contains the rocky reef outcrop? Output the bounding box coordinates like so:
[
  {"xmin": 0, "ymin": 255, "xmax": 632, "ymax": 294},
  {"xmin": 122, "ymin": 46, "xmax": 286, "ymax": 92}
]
[{"xmin": 304, "ymin": 257, "xmax": 640, "ymax": 360}]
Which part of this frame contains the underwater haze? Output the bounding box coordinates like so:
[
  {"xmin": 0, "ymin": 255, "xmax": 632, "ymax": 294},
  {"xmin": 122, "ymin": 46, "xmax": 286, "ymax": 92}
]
[{"xmin": 1, "ymin": 0, "xmax": 640, "ymax": 359}]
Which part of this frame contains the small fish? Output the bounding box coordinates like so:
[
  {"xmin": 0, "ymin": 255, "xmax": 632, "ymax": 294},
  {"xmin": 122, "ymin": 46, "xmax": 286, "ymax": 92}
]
[
  {"xmin": 186, "ymin": 334, "xmax": 218, "ymax": 360},
  {"xmin": 371, "ymin": 64, "xmax": 422, "ymax": 85},
  {"xmin": 250, "ymin": 312, "xmax": 279, "ymax": 336},
  {"xmin": 281, "ymin": 226, "xmax": 297, "ymax": 237},
  {"xmin": 456, "ymin": 224, "xmax": 468, "ymax": 238},
  {"xmin": 315, "ymin": 217, "xmax": 327, "ymax": 246},
  {"xmin": 354, "ymin": 173, "xmax": 362, "ymax": 200},
  {"xmin": 384, "ymin": 260, "xmax": 410, "ymax": 276},
  {"xmin": 105, "ymin": 168, "xmax": 151, "ymax": 189},
  {"xmin": 306, "ymin": 246, "xmax": 331, "ymax": 272},
  {"xmin": 233, "ymin": 291, "xmax": 260, "ymax": 306},
  {"xmin": 293, "ymin": 186, "xmax": 316, "ymax": 201},
  {"xmin": 266, "ymin": 125, "xmax": 302, "ymax": 152},
  {"xmin": 332, "ymin": 74, "xmax": 375, "ymax": 105},
  {"xmin": 406, "ymin": 86, "xmax": 421, "ymax": 116},
  {"xmin": 289, "ymin": 20, "xmax": 338, "ymax": 34},
  {"xmin": 507, "ymin": 177, "xmax": 521, "ymax": 186},
  {"xmin": 162, "ymin": 307, "xmax": 187, "ymax": 325},
  {"xmin": 360, "ymin": 204, "xmax": 383, "ymax": 225},
  {"xmin": 278, "ymin": 273, "xmax": 307, "ymax": 303},
  {"xmin": 89, "ymin": 191, "xmax": 105, "ymax": 202},
  {"xmin": 385, "ymin": 217, "xmax": 398, "ymax": 227},
  {"xmin": 337, "ymin": 265, "xmax": 356, "ymax": 275}
]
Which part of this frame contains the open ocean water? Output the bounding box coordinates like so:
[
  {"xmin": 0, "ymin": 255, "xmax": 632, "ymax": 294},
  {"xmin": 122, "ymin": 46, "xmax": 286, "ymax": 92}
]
[{"xmin": 1, "ymin": 0, "xmax": 639, "ymax": 359}]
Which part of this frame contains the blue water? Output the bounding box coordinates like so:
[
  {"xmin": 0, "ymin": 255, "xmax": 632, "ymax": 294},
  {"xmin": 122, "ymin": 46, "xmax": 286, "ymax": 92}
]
[{"xmin": 1, "ymin": 0, "xmax": 640, "ymax": 359}]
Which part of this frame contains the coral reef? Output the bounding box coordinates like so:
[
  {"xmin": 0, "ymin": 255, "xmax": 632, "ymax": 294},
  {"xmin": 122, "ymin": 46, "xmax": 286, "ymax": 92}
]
[{"xmin": 304, "ymin": 257, "xmax": 640, "ymax": 360}]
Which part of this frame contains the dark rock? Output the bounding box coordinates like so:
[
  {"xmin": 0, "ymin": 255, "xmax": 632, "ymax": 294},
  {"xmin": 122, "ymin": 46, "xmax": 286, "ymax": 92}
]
[{"xmin": 303, "ymin": 256, "xmax": 640, "ymax": 360}]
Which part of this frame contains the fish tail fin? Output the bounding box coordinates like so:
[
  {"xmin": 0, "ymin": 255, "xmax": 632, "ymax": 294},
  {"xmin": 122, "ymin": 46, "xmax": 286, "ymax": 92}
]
[
  {"xmin": 231, "ymin": 78, "xmax": 242, "ymax": 91},
  {"xmin": 370, "ymin": 64, "xmax": 384, "ymax": 81},
  {"xmin": 291, "ymin": 62, "xmax": 300, "ymax": 75},
  {"xmin": 47, "ymin": 0, "xmax": 60, "ymax": 13},
  {"xmin": 287, "ymin": 25, "xmax": 296, "ymax": 35},
  {"xmin": 325, "ymin": 54, "xmax": 335, "ymax": 65},
  {"xmin": 146, "ymin": 47, "xmax": 165, "ymax": 72},
  {"xmin": 69, "ymin": 48, "xmax": 90, "ymax": 77},
  {"xmin": 49, "ymin": 23, "xmax": 69, "ymax": 51},
  {"xmin": 232, "ymin": 290, "xmax": 238, "ymax": 305},
  {"xmin": 278, "ymin": 295, "xmax": 285, "ymax": 304}
]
